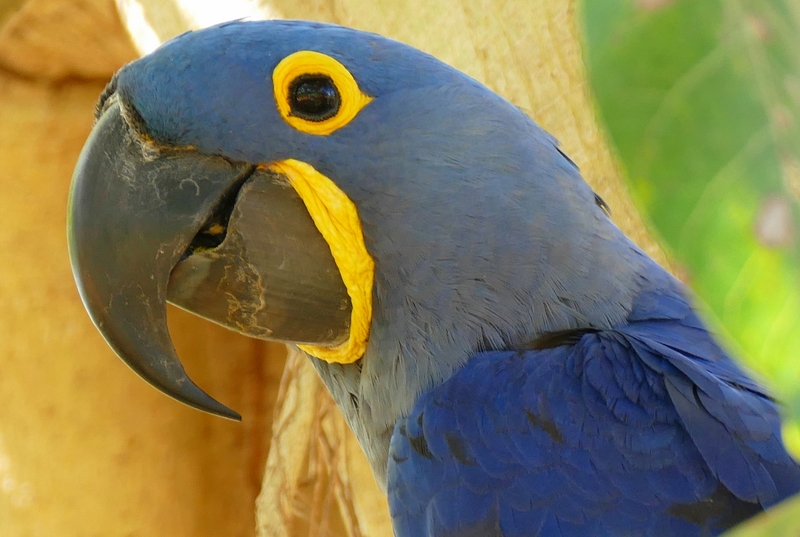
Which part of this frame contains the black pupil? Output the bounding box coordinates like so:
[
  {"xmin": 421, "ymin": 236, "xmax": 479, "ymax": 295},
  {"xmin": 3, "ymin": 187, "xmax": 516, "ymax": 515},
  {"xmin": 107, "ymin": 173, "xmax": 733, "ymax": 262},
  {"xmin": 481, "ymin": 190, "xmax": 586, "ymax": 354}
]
[{"xmin": 289, "ymin": 75, "xmax": 340, "ymax": 121}]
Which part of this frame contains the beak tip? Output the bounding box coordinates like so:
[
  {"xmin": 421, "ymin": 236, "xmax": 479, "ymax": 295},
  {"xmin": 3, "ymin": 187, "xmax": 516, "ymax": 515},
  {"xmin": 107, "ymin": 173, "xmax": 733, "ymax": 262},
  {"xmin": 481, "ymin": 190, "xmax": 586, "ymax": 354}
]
[
  {"xmin": 183, "ymin": 392, "xmax": 242, "ymax": 422},
  {"xmin": 203, "ymin": 398, "xmax": 243, "ymax": 422},
  {"xmin": 212, "ymin": 407, "xmax": 243, "ymax": 422},
  {"xmin": 173, "ymin": 388, "xmax": 242, "ymax": 421},
  {"xmin": 144, "ymin": 369, "xmax": 242, "ymax": 421}
]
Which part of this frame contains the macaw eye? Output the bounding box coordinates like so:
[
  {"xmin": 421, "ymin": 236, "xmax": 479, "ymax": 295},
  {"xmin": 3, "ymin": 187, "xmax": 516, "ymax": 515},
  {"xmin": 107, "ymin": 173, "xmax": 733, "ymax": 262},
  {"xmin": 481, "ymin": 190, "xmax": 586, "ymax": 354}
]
[
  {"xmin": 289, "ymin": 75, "xmax": 341, "ymax": 121},
  {"xmin": 273, "ymin": 50, "xmax": 373, "ymax": 136}
]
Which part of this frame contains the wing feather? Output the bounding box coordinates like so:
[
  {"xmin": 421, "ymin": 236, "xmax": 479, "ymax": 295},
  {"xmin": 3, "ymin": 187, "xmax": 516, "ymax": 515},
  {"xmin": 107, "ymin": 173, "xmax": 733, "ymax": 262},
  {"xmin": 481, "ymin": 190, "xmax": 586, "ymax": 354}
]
[{"xmin": 387, "ymin": 289, "xmax": 800, "ymax": 537}]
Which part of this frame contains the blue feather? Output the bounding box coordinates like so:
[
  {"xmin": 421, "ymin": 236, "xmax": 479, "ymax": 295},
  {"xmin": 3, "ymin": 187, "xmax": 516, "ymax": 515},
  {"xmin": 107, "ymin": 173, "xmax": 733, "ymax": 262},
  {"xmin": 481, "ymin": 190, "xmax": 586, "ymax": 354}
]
[
  {"xmin": 387, "ymin": 287, "xmax": 800, "ymax": 536},
  {"xmin": 107, "ymin": 21, "xmax": 800, "ymax": 535}
]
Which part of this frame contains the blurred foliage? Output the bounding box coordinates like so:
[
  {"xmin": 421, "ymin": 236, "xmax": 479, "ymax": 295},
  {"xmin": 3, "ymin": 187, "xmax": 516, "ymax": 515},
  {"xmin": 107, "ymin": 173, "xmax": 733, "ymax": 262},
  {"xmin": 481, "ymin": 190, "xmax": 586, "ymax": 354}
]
[
  {"xmin": 581, "ymin": 1, "xmax": 800, "ymax": 532},
  {"xmin": 582, "ymin": 1, "xmax": 800, "ymax": 426},
  {"xmin": 723, "ymin": 484, "xmax": 800, "ymax": 536}
]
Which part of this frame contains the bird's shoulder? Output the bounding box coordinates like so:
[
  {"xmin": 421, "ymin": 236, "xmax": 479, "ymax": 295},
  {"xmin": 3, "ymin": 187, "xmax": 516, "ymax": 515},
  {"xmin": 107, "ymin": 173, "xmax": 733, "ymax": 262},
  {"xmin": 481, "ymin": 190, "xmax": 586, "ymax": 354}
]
[{"xmin": 387, "ymin": 287, "xmax": 800, "ymax": 537}]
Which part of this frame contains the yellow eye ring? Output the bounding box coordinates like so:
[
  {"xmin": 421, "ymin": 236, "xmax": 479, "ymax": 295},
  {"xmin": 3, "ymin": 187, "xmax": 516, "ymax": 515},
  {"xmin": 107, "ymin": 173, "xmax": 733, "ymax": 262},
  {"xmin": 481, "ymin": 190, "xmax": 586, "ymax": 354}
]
[{"xmin": 273, "ymin": 51, "xmax": 373, "ymax": 136}]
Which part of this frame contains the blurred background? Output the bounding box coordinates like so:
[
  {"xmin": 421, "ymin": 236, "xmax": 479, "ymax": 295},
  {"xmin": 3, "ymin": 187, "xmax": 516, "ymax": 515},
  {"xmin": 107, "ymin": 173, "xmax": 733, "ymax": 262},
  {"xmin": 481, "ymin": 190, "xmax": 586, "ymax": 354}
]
[
  {"xmin": 584, "ymin": 0, "xmax": 800, "ymax": 446},
  {"xmin": 586, "ymin": 4, "xmax": 800, "ymax": 533},
  {"xmin": 0, "ymin": 0, "xmax": 797, "ymax": 536}
]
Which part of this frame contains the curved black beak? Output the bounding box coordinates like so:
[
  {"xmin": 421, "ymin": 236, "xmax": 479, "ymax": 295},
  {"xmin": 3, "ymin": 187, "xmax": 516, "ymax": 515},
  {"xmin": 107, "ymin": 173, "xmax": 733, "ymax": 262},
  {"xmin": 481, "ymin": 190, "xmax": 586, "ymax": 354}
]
[{"xmin": 68, "ymin": 102, "xmax": 350, "ymax": 420}]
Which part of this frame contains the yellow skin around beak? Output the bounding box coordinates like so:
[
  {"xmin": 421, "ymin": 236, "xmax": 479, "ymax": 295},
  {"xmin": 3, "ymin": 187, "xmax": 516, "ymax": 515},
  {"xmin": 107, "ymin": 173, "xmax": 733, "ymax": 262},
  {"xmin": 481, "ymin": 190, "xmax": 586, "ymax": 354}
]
[{"xmin": 268, "ymin": 159, "xmax": 374, "ymax": 365}]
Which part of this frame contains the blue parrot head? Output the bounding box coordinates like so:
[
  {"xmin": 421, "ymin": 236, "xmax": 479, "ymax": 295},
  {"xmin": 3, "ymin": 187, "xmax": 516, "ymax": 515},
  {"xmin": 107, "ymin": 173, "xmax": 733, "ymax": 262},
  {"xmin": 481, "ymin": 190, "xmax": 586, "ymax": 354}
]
[{"xmin": 69, "ymin": 20, "xmax": 643, "ymax": 483}]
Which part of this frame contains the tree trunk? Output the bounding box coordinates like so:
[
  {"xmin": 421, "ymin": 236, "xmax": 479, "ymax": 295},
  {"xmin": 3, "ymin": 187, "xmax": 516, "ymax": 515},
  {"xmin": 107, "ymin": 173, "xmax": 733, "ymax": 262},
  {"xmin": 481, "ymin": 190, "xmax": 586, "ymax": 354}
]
[{"xmin": 0, "ymin": 1, "xmax": 667, "ymax": 536}]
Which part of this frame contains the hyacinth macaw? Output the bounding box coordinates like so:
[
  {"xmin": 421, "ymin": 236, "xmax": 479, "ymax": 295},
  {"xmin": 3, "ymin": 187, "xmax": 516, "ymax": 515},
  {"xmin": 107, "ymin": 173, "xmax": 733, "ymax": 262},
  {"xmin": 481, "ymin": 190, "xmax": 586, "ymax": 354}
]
[{"xmin": 67, "ymin": 20, "xmax": 800, "ymax": 536}]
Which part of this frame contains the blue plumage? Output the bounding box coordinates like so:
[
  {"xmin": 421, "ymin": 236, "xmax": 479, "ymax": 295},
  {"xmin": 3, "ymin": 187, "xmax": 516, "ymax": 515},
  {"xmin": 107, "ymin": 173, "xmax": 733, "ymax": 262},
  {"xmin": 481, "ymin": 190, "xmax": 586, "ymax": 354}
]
[
  {"xmin": 388, "ymin": 282, "xmax": 800, "ymax": 536},
  {"xmin": 89, "ymin": 20, "xmax": 800, "ymax": 536}
]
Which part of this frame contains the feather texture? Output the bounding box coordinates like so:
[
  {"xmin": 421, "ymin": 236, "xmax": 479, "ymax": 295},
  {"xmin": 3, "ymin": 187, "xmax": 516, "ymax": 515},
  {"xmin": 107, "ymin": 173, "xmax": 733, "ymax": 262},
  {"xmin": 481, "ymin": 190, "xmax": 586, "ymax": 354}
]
[{"xmin": 388, "ymin": 287, "xmax": 800, "ymax": 536}]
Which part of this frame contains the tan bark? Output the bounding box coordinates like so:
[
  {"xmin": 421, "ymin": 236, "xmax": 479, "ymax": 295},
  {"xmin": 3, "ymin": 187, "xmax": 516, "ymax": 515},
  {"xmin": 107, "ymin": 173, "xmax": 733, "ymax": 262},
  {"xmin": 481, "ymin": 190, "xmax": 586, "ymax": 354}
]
[
  {"xmin": 257, "ymin": 348, "xmax": 392, "ymax": 537},
  {"xmin": 0, "ymin": 2, "xmax": 284, "ymax": 536},
  {"xmin": 0, "ymin": 1, "xmax": 668, "ymax": 536},
  {"xmin": 0, "ymin": 0, "xmax": 136, "ymax": 79}
]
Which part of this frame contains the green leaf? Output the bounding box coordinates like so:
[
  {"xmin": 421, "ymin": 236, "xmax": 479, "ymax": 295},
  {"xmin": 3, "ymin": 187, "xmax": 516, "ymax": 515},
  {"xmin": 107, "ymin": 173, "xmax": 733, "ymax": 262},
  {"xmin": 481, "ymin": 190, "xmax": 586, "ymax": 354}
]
[
  {"xmin": 581, "ymin": 0, "xmax": 800, "ymax": 451},
  {"xmin": 723, "ymin": 492, "xmax": 800, "ymax": 536}
]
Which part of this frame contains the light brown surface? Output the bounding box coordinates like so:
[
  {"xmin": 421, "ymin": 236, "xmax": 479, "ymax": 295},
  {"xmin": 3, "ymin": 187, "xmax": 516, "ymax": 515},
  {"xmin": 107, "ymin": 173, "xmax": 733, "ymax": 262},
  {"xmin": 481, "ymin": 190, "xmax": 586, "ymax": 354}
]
[
  {"xmin": 0, "ymin": 0, "xmax": 669, "ymax": 536},
  {"xmin": 0, "ymin": 1, "xmax": 284, "ymax": 536},
  {"xmin": 0, "ymin": 0, "xmax": 136, "ymax": 79},
  {"xmin": 257, "ymin": 348, "xmax": 391, "ymax": 537}
]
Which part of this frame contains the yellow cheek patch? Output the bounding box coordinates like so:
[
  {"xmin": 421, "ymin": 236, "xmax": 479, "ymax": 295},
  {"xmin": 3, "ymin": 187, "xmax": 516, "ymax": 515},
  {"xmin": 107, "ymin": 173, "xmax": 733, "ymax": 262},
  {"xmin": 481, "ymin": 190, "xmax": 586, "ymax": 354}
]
[
  {"xmin": 273, "ymin": 50, "xmax": 373, "ymax": 136},
  {"xmin": 267, "ymin": 159, "xmax": 374, "ymax": 364}
]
